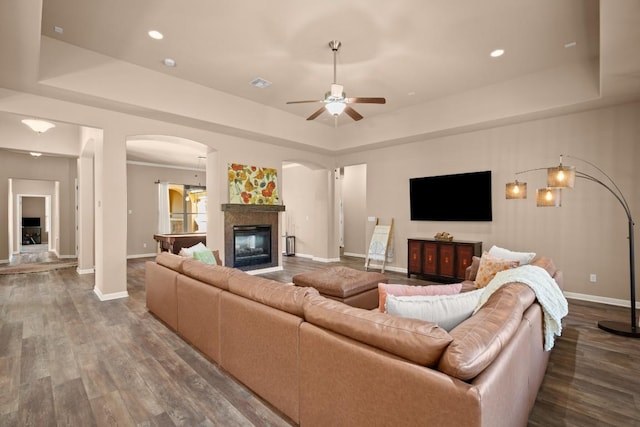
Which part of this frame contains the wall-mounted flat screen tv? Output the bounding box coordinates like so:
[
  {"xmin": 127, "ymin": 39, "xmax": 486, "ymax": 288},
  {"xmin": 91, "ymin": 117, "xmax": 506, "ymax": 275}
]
[
  {"xmin": 22, "ymin": 217, "xmax": 41, "ymax": 227},
  {"xmin": 410, "ymin": 171, "xmax": 492, "ymax": 221}
]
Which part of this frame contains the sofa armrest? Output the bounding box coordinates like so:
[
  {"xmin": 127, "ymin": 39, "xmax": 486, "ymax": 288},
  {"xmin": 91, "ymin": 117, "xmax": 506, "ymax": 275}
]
[{"xmin": 465, "ymin": 256, "xmax": 481, "ymax": 281}]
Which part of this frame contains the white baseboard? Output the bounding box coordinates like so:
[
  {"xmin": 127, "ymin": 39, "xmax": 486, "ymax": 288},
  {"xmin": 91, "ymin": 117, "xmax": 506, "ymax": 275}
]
[
  {"xmin": 0, "ymin": 259, "xmax": 8, "ymax": 265},
  {"xmin": 93, "ymin": 287, "xmax": 129, "ymax": 301},
  {"xmin": 58, "ymin": 254, "xmax": 77, "ymax": 259},
  {"xmin": 127, "ymin": 253, "xmax": 157, "ymax": 259},
  {"xmin": 312, "ymin": 256, "xmax": 341, "ymax": 263},
  {"xmin": 246, "ymin": 265, "xmax": 283, "ymax": 275},
  {"xmin": 289, "ymin": 253, "xmax": 338, "ymax": 262},
  {"xmin": 563, "ymin": 291, "xmax": 640, "ymax": 308},
  {"xmin": 77, "ymin": 267, "xmax": 95, "ymax": 275}
]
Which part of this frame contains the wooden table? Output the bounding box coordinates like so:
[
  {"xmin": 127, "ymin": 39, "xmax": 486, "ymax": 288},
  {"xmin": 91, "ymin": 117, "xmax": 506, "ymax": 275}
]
[{"xmin": 153, "ymin": 233, "xmax": 206, "ymax": 254}]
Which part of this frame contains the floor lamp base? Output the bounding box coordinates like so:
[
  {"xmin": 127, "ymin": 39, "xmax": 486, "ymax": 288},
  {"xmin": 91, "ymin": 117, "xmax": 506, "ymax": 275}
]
[{"xmin": 597, "ymin": 320, "xmax": 640, "ymax": 338}]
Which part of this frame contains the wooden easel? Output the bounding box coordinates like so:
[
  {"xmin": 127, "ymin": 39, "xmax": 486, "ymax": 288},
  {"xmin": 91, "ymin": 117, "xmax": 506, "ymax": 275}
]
[{"xmin": 365, "ymin": 218, "xmax": 394, "ymax": 273}]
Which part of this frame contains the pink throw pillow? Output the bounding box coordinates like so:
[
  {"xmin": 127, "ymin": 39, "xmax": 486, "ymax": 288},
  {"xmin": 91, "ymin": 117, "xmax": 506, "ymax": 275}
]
[{"xmin": 378, "ymin": 282, "xmax": 462, "ymax": 313}]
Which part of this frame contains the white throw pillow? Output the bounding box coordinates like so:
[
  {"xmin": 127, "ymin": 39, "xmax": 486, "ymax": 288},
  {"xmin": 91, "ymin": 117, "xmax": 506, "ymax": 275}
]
[
  {"xmin": 488, "ymin": 245, "xmax": 536, "ymax": 265},
  {"xmin": 385, "ymin": 289, "xmax": 484, "ymax": 331},
  {"xmin": 178, "ymin": 241, "xmax": 207, "ymax": 258}
]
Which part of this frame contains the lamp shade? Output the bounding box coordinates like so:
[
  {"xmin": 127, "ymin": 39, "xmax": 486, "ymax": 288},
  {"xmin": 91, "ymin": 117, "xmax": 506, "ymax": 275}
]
[
  {"xmin": 325, "ymin": 101, "xmax": 346, "ymax": 116},
  {"xmin": 505, "ymin": 181, "xmax": 527, "ymax": 199},
  {"xmin": 21, "ymin": 119, "xmax": 56, "ymax": 134},
  {"xmin": 536, "ymin": 188, "xmax": 562, "ymax": 207},
  {"xmin": 547, "ymin": 165, "xmax": 576, "ymax": 188}
]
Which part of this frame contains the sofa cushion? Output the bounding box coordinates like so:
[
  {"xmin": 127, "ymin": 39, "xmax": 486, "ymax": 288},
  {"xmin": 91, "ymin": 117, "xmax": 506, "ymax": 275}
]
[
  {"xmin": 156, "ymin": 252, "xmax": 186, "ymax": 273},
  {"xmin": 228, "ymin": 274, "xmax": 319, "ymax": 317},
  {"xmin": 385, "ymin": 289, "xmax": 484, "ymax": 331},
  {"xmin": 438, "ymin": 283, "xmax": 535, "ymax": 380},
  {"xmin": 474, "ymin": 252, "xmax": 520, "ymax": 288},
  {"xmin": 303, "ymin": 294, "xmax": 452, "ymax": 367},
  {"xmin": 181, "ymin": 258, "xmax": 239, "ymax": 290},
  {"xmin": 178, "ymin": 241, "xmax": 207, "ymax": 257},
  {"xmin": 466, "ymin": 256, "xmax": 481, "ymax": 281},
  {"xmin": 378, "ymin": 282, "xmax": 462, "ymax": 313},
  {"xmin": 488, "ymin": 245, "xmax": 537, "ymax": 265},
  {"xmin": 192, "ymin": 248, "xmax": 222, "ymax": 265}
]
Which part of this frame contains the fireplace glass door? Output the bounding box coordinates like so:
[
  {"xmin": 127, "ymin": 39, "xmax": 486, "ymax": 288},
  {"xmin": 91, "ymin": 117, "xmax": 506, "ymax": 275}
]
[{"xmin": 233, "ymin": 225, "xmax": 271, "ymax": 268}]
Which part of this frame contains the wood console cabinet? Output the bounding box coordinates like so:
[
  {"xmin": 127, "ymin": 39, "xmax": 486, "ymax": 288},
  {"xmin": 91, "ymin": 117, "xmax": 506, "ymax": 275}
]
[{"xmin": 408, "ymin": 238, "xmax": 482, "ymax": 282}]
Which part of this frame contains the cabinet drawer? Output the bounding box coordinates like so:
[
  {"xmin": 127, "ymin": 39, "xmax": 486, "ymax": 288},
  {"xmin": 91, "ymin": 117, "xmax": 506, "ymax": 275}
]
[
  {"xmin": 456, "ymin": 244, "xmax": 475, "ymax": 279},
  {"xmin": 422, "ymin": 242, "xmax": 438, "ymax": 275},
  {"xmin": 438, "ymin": 244, "xmax": 455, "ymax": 278},
  {"xmin": 408, "ymin": 240, "xmax": 422, "ymax": 273}
]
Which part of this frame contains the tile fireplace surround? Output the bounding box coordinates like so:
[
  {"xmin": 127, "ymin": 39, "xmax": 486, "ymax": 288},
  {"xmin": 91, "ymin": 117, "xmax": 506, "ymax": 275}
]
[{"xmin": 221, "ymin": 204, "xmax": 285, "ymax": 270}]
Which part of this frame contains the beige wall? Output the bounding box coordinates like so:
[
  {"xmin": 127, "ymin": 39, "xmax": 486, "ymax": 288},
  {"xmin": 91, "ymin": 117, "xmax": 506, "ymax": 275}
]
[
  {"xmin": 336, "ymin": 102, "xmax": 640, "ymax": 302},
  {"xmin": 0, "ymin": 151, "xmax": 76, "ymax": 261},
  {"xmin": 281, "ymin": 164, "xmax": 335, "ymax": 260},
  {"xmin": 342, "ymin": 164, "xmax": 367, "ymax": 257}
]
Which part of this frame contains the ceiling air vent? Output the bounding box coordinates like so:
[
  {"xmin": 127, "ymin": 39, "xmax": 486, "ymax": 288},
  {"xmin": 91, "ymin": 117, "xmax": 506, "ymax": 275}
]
[{"xmin": 250, "ymin": 78, "xmax": 272, "ymax": 89}]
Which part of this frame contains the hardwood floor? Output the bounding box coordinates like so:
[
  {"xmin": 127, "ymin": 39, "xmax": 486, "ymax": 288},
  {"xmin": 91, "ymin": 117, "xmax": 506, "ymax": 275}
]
[{"xmin": 0, "ymin": 255, "xmax": 638, "ymax": 426}]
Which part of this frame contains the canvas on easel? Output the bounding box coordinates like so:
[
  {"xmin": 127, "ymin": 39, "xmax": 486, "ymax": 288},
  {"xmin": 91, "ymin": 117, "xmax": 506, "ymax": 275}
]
[{"xmin": 365, "ymin": 218, "xmax": 394, "ymax": 273}]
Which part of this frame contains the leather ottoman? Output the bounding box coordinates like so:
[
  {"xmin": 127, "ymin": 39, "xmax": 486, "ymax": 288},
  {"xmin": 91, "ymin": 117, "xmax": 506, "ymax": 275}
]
[{"xmin": 292, "ymin": 266, "xmax": 387, "ymax": 309}]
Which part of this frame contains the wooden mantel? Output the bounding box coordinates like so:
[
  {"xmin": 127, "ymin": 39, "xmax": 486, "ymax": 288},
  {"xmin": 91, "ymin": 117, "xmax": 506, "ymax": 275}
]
[{"xmin": 220, "ymin": 204, "xmax": 285, "ymax": 212}]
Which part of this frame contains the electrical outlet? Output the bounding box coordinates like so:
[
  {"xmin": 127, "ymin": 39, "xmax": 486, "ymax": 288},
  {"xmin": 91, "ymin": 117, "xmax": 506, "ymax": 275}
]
[
  {"xmin": 143, "ymin": 243, "xmax": 147, "ymax": 248},
  {"xmin": 589, "ymin": 274, "xmax": 597, "ymax": 283}
]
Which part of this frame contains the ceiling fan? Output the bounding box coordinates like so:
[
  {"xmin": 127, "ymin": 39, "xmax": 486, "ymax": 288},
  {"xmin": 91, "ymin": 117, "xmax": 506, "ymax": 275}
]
[{"xmin": 286, "ymin": 40, "xmax": 386, "ymax": 122}]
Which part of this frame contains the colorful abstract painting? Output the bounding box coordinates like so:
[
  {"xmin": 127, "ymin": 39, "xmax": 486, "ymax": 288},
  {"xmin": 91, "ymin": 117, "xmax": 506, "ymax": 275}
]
[{"xmin": 228, "ymin": 163, "xmax": 279, "ymax": 205}]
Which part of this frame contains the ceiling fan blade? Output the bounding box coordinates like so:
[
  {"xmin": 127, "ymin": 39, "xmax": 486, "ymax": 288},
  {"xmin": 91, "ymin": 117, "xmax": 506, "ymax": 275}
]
[
  {"xmin": 287, "ymin": 100, "xmax": 322, "ymax": 104},
  {"xmin": 307, "ymin": 107, "xmax": 326, "ymax": 121},
  {"xmin": 344, "ymin": 106, "xmax": 363, "ymax": 121},
  {"xmin": 345, "ymin": 97, "xmax": 386, "ymax": 104}
]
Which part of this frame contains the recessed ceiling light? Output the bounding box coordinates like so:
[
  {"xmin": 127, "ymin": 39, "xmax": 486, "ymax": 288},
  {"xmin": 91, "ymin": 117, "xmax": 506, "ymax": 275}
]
[
  {"xmin": 148, "ymin": 30, "xmax": 164, "ymax": 40},
  {"xmin": 564, "ymin": 41, "xmax": 577, "ymax": 48},
  {"xmin": 30, "ymin": 152, "xmax": 42, "ymax": 157},
  {"xmin": 54, "ymin": 26, "xmax": 63, "ymax": 34},
  {"xmin": 490, "ymin": 49, "xmax": 505, "ymax": 58},
  {"xmin": 250, "ymin": 77, "xmax": 272, "ymax": 88},
  {"xmin": 163, "ymin": 58, "xmax": 176, "ymax": 67}
]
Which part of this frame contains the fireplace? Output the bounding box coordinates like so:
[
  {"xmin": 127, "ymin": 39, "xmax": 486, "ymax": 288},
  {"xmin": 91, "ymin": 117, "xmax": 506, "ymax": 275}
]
[
  {"xmin": 233, "ymin": 225, "xmax": 271, "ymax": 268},
  {"xmin": 222, "ymin": 203, "xmax": 284, "ymax": 270}
]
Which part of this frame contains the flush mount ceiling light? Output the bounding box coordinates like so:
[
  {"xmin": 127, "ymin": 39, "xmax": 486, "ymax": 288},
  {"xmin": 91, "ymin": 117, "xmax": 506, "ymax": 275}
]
[
  {"xmin": 163, "ymin": 58, "xmax": 176, "ymax": 67},
  {"xmin": 21, "ymin": 119, "xmax": 56, "ymax": 134},
  {"xmin": 29, "ymin": 152, "xmax": 42, "ymax": 157},
  {"xmin": 148, "ymin": 30, "xmax": 164, "ymax": 40},
  {"xmin": 490, "ymin": 49, "xmax": 505, "ymax": 58}
]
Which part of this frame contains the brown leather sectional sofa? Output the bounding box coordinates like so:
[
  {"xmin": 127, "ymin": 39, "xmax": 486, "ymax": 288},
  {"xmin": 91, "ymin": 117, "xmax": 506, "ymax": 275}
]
[{"xmin": 145, "ymin": 252, "xmax": 563, "ymax": 427}]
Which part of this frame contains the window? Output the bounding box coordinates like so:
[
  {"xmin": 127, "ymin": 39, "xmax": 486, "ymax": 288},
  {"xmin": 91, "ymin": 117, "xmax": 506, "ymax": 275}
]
[{"xmin": 168, "ymin": 184, "xmax": 207, "ymax": 233}]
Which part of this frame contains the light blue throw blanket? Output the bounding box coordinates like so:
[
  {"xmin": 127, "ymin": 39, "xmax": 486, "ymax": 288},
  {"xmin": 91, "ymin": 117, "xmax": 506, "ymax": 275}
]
[{"xmin": 474, "ymin": 264, "xmax": 568, "ymax": 351}]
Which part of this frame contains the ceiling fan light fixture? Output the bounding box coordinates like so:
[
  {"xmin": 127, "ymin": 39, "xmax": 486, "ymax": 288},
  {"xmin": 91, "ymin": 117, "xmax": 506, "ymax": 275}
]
[{"xmin": 325, "ymin": 102, "xmax": 346, "ymax": 116}]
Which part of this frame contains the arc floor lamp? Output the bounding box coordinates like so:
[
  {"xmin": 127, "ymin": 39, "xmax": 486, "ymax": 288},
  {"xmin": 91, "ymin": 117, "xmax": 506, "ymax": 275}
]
[{"xmin": 506, "ymin": 154, "xmax": 638, "ymax": 338}]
